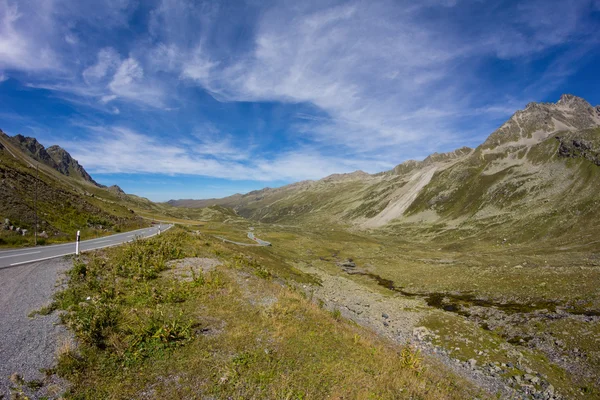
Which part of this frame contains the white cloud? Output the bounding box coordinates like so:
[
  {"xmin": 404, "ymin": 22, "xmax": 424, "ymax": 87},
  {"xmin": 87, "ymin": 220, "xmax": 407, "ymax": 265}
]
[
  {"xmin": 65, "ymin": 126, "xmax": 390, "ymax": 181},
  {"xmin": 64, "ymin": 33, "xmax": 78, "ymax": 45},
  {"xmin": 3, "ymin": 0, "xmax": 600, "ymax": 184},
  {"xmin": 181, "ymin": 47, "xmax": 218, "ymax": 83},
  {"xmin": 0, "ymin": 0, "xmax": 59, "ymax": 71},
  {"xmin": 107, "ymin": 57, "xmax": 166, "ymax": 107},
  {"xmin": 0, "ymin": 72, "xmax": 7, "ymax": 82},
  {"xmin": 83, "ymin": 48, "xmax": 120, "ymax": 84},
  {"xmin": 169, "ymin": 0, "xmax": 599, "ymax": 162}
]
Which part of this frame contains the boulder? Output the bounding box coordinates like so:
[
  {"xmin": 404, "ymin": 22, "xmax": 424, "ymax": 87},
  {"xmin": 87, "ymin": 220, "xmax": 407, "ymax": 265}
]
[{"xmin": 413, "ymin": 326, "xmax": 437, "ymax": 341}]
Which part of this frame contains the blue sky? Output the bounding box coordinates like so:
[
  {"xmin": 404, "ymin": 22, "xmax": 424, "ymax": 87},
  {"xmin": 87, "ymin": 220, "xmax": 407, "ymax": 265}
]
[{"xmin": 1, "ymin": 0, "xmax": 599, "ymax": 201}]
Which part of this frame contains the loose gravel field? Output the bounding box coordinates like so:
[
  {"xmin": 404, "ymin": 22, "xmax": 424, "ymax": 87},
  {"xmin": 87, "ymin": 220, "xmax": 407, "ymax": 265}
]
[{"xmin": 0, "ymin": 257, "xmax": 72, "ymax": 398}]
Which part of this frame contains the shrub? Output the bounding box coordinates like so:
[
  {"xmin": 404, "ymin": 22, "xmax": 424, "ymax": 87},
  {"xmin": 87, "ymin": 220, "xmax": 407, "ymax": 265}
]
[{"xmin": 66, "ymin": 300, "xmax": 119, "ymax": 349}]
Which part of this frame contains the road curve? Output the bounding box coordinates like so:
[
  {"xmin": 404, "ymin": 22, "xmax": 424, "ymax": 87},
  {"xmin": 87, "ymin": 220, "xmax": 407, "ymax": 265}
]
[{"xmin": 0, "ymin": 224, "xmax": 172, "ymax": 269}]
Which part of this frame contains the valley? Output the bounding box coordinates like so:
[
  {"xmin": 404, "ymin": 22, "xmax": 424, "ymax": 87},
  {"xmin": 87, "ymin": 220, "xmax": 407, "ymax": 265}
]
[{"xmin": 2, "ymin": 95, "xmax": 600, "ymax": 399}]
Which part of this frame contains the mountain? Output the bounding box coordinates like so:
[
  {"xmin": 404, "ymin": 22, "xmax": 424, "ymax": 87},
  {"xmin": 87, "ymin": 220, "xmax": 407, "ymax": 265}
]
[
  {"xmin": 168, "ymin": 94, "xmax": 600, "ymax": 242},
  {"xmin": 5, "ymin": 133, "xmax": 99, "ymax": 185},
  {"xmin": 46, "ymin": 145, "xmax": 99, "ymax": 185},
  {"xmin": 0, "ymin": 129, "xmax": 147, "ymax": 244},
  {"xmin": 1, "ymin": 129, "xmax": 244, "ymax": 245}
]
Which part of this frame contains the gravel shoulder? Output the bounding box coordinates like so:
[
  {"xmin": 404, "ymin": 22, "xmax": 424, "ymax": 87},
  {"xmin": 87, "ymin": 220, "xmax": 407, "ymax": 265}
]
[{"xmin": 0, "ymin": 257, "xmax": 72, "ymax": 398}]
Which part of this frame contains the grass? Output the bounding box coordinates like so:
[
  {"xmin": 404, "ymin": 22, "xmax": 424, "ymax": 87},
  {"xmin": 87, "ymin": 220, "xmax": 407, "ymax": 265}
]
[
  {"xmin": 49, "ymin": 227, "xmax": 482, "ymax": 399},
  {"xmin": 202, "ymin": 220, "xmax": 600, "ymax": 398}
]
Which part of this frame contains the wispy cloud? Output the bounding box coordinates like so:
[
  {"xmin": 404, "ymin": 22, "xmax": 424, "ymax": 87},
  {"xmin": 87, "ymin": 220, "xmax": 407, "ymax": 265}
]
[
  {"xmin": 1, "ymin": 0, "xmax": 599, "ymax": 193},
  {"xmin": 63, "ymin": 125, "xmax": 391, "ymax": 181},
  {"xmin": 173, "ymin": 0, "xmax": 600, "ymax": 158}
]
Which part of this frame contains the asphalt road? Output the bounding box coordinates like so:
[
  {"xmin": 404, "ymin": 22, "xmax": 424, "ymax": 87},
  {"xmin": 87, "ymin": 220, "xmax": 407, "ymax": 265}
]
[{"xmin": 0, "ymin": 224, "xmax": 172, "ymax": 269}]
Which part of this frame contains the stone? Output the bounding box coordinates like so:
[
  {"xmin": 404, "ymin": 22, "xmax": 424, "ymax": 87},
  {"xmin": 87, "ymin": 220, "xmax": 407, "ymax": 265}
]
[
  {"xmin": 21, "ymin": 229, "xmax": 27, "ymax": 236},
  {"xmin": 382, "ymin": 312, "xmax": 389, "ymax": 319},
  {"xmin": 467, "ymin": 358, "xmax": 477, "ymax": 369},
  {"xmin": 524, "ymin": 374, "xmax": 536, "ymax": 383},
  {"xmin": 412, "ymin": 326, "xmax": 434, "ymax": 341},
  {"xmin": 39, "ymin": 231, "xmax": 49, "ymax": 239}
]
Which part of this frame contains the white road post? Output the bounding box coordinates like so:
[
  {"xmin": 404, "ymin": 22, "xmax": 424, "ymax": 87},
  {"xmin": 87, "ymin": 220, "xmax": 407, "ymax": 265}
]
[
  {"xmin": 158, "ymin": 225, "xmax": 161, "ymax": 235},
  {"xmin": 76, "ymin": 230, "xmax": 80, "ymax": 255}
]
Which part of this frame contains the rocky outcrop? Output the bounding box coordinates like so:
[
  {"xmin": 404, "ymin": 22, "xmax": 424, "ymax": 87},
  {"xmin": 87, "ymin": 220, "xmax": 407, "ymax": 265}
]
[
  {"xmin": 10, "ymin": 134, "xmax": 57, "ymax": 166},
  {"xmin": 392, "ymin": 147, "xmax": 472, "ymax": 176},
  {"xmin": 46, "ymin": 145, "xmax": 98, "ymax": 184},
  {"xmin": 6, "ymin": 134, "xmax": 99, "ymax": 186},
  {"xmin": 556, "ymin": 136, "xmax": 600, "ymax": 166},
  {"xmin": 107, "ymin": 185, "xmax": 126, "ymax": 197},
  {"xmin": 322, "ymin": 170, "xmax": 370, "ymax": 182},
  {"xmin": 482, "ymin": 94, "xmax": 600, "ymax": 150}
]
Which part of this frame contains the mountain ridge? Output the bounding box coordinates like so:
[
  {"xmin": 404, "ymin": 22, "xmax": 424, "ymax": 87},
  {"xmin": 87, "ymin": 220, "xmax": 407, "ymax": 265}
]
[
  {"xmin": 167, "ymin": 94, "xmax": 600, "ymax": 236},
  {"xmin": 1, "ymin": 131, "xmax": 100, "ymax": 186}
]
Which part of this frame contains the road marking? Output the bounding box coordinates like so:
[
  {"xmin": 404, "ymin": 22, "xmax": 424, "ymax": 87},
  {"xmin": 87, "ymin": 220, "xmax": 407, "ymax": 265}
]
[
  {"xmin": 0, "ymin": 251, "xmax": 41, "ymax": 259},
  {"xmin": 4, "ymin": 225, "xmax": 173, "ymax": 267},
  {"xmin": 9, "ymin": 253, "xmax": 72, "ymax": 266},
  {"xmin": 0, "ymin": 227, "xmax": 160, "ymax": 255}
]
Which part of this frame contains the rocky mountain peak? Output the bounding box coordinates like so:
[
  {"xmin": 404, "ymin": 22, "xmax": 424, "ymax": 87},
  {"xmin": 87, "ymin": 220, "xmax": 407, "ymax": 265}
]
[
  {"xmin": 46, "ymin": 145, "xmax": 98, "ymax": 185},
  {"xmin": 107, "ymin": 185, "xmax": 126, "ymax": 196},
  {"xmin": 10, "ymin": 134, "xmax": 56, "ymax": 166},
  {"xmin": 482, "ymin": 94, "xmax": 600, "ymax": 150},
  {"xmin": 556, "ymin": 93, "xmax": 590, "ymax": 108},
  {"xmin": 5, "ymin": 133, "xmax": 99, "ymax": 186},
  {"xmin": 322, "ymin": 170, "xmax": 370, "ymax": 182}
]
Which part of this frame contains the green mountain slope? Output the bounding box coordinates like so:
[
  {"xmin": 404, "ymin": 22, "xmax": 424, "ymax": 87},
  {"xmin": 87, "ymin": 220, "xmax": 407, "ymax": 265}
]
[
  {"xmin": 0, "ymin": 130, "xmax": 146, "ymax": 245},
  {"xmin": 169, "ymin": 95, "xmax": 600, "ymax": 244}
]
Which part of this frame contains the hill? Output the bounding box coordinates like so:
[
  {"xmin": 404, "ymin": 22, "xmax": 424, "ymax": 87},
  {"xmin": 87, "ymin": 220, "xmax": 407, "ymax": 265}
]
[
  {"xmin": 0, "ymin": 130, "xmax": 150, "ymax": 245},
  {"xmin": 169, "ymin": 94, "xmax": 600, "ymax": 243}
]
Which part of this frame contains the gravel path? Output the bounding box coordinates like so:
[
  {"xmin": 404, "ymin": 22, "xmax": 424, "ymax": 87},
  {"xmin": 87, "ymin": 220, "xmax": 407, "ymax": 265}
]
[{"xmin": 0, "ymin": 257, "xmax": 72, "ymax": 398}]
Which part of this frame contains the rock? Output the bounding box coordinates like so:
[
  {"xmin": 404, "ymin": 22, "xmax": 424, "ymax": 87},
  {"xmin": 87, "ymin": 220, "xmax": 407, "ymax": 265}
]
[
  {"xmin": 21, "ymin": 229, "xmax": 27, "ymax": 236},
  {"xmin": 9, "ymin": 373, "xmax": 23, "ymax": 384},
  {"xmin": 513, "ymin": 375, "xmax": 522, "ymax": 384},
  {"xmin": 383, "ymin": 321, "xmax": 389, "ymax": 327},
  {"xmin": 544, "ymin": 384, "xmax": 555, "ymax": 396},
  {"xmin": 336, "ymin": 260, "xmax": 356, "ymax": 268},
  {"xmin": 39, "ymin": 231, "xmax": 49, "ymax": 239},
  {"xmin": 382, "ymin": 312, "xmax": 389, "ymax": 319},
  {"xmin": 467, "ymin": 358, "xmax": 477, "ymax": 369},
  {"xmin": 524, "ymin": 373, "xmax": 538, "ymax": 383},
  {"xmin": 412, "ymin": 326, "xmax": 435, "ymax": 341}
]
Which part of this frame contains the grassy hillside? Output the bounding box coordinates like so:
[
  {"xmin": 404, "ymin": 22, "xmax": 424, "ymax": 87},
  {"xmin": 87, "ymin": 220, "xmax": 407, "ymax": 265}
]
[
  {"xmin": 0, "ymin": 128, "xmax": 250, "ymax": 247},
  {"xmin": 168, "ymin": 95, "xmax": 600, "ymax": 249},
  {"xmin": 30, "ymin": 228, "xmax": 482, "ymax": 399},
  {"xmin": 0, "ymin": 142, "xmax": 144, "ymax": 246}
]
